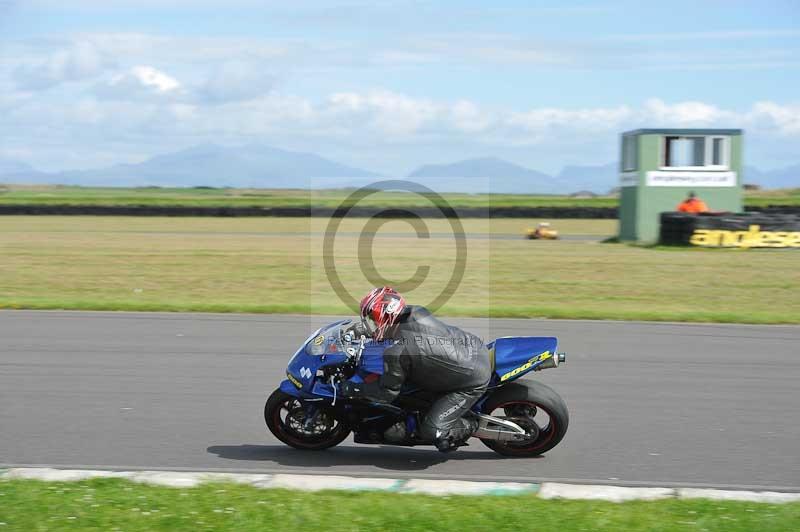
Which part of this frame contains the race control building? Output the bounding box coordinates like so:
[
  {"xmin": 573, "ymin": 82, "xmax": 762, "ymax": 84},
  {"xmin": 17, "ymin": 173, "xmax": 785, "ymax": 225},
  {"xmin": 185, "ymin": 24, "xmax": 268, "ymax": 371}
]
[{"xmin": 617, "ymin": 128, "xmax": 743, "ymax": 242}]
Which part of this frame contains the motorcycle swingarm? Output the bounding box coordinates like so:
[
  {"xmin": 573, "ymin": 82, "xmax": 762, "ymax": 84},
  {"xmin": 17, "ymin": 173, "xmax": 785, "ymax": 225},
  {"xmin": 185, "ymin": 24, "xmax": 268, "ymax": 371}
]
[{"xmin": 471, "ymin": 413, "xmax": 528, "ymax": 441}]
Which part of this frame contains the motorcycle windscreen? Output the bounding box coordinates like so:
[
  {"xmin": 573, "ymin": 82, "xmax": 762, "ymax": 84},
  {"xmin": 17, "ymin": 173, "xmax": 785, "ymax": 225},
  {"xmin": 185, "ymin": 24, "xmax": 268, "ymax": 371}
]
[{"xmin": 491, "ymin": 336, "xmax": 558, "ymax": 382}]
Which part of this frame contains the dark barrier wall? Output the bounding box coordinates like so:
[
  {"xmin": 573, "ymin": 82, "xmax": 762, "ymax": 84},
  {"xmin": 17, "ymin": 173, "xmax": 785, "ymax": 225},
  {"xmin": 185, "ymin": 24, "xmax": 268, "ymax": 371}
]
[
  {"xmin": 1, "ymin": 204, "xmax": 798, "ymax": 219},
  {"xmin": 660, "ymin": 212, "xmax": 800, "ymax": 248},
  {"xmin": 0, "ymin": 204, "xmax": 619, "ymax": 218}
]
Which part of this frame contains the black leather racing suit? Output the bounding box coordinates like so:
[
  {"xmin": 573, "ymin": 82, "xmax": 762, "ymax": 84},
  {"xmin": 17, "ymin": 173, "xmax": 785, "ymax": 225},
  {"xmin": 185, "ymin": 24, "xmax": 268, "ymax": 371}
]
[{"xmin": 351, "ymin": 305, "xmax": 492, "ymax": 449}]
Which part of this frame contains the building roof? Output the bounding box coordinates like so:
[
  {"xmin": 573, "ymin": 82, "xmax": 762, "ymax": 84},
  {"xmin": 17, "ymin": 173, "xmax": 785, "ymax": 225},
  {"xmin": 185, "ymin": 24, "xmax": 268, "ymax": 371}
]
[{"xmin": 621, "ymin": 128, "xmax": 743, "ymax": 136}]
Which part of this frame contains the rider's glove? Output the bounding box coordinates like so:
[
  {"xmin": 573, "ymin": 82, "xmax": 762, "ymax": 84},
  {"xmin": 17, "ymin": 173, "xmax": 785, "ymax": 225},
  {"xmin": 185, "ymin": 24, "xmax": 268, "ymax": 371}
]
[
  {"xmin": 340, "ymin": 381, "xmax": 363, "ymax": 399},
  {"xmin": 342, "ymin": 321, "xmax": 369, "ymax": 341}
]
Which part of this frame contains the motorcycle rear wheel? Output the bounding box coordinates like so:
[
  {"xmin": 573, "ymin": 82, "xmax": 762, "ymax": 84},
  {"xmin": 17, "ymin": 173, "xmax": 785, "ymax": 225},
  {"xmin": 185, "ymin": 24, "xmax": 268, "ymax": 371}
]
[
  {"xmin": 264, "ymin": 389, "xmax": 350, "ymax": 450},
  {"xmin": 479, "ymin": 381, "xmax": 569, "ymax": 457}
]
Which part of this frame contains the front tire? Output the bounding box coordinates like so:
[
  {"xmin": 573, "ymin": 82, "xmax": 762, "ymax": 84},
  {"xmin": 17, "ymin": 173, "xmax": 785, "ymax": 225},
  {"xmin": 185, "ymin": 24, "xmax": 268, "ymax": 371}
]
[
  {"xmin": 479, "ymin": 380, "xmax": 569, "ymax": 457},
  {"xmin": 264, "ymin": 389, "xmax": 350, "ymax": 450}
]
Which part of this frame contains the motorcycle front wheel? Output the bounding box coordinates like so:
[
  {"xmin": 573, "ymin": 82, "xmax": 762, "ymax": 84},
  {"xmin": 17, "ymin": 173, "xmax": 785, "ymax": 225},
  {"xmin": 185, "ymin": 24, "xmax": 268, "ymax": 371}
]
[
  {"xmin": 479, "ymin": 381, "xmax": 569, "ymax": 457},
  {"xmin": 264, "ymin": 389, "xmax": 350, "ymax": 450}
]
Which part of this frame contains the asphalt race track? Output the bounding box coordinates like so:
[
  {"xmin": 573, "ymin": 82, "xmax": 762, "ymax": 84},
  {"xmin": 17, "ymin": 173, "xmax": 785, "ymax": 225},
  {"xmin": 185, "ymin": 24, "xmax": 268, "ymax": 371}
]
[{"xmin": 2, "ymin": 310, "xmax": 799, "ymax": 490}]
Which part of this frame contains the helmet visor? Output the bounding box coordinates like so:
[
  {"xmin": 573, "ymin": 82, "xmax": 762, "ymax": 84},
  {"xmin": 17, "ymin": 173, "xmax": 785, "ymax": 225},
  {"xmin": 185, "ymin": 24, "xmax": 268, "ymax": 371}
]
[{"xmin": 361, "ymin": 314, "xmax": 377, "ymax": 337}]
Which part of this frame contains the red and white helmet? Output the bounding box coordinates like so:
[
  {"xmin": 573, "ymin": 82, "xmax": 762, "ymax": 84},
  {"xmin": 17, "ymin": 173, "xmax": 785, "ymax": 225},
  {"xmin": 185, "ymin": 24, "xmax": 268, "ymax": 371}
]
[{"xmin": 359, "ymin": 286, "xmax": 406, "ymax": 341}]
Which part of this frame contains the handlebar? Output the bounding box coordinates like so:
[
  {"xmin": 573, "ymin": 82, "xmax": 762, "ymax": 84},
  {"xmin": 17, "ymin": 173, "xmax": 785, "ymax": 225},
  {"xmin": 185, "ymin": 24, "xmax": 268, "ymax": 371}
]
[
  {"xmin": 342, "ymin": 331, "xmax": 367, "ymax": 364},
  {"xmin": 353, "ymin": 336, "xmax": 367, "ymax": 366}
]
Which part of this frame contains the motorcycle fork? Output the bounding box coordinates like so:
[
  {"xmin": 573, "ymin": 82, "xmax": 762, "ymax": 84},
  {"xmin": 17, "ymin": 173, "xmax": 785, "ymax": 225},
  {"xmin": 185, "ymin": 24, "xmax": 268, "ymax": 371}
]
[{"xmin": 302, "ymin": 404, "xmax": 321, "ymax": 431}]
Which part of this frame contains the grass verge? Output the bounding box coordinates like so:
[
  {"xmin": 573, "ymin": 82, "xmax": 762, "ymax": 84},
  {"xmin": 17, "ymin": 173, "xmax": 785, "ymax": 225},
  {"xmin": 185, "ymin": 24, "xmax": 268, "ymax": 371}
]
[
  {"xmin": 0, "ymin": 300, "xmax": 796, "ymax": 325},
  {"xmin": 1, "ymin": 478, "xmax": 798, "ymax": 532},
  {"xmin": 1, "ymin": 216, "xmax": 798, "ymax": 324},
  {"xmin": 1, "ymin": 184, "xmax": 798, "ymax": 208}
]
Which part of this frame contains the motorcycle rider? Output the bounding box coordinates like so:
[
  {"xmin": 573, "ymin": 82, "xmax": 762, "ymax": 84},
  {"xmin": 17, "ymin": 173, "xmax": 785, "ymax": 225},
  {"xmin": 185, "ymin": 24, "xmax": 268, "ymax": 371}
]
[{"xmin": 340, "ymin": 287, "xmax": 492, "ymax": 452}]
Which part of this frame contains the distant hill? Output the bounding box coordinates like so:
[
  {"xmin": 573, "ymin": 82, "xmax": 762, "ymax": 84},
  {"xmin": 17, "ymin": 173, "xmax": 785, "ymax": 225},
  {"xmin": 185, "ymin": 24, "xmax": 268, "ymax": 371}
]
[
  {"xmin": 1, "ymin": 148, "xmax": 797, "ymax": 192},
  {"xmin": 51, "ymin": 144, "xmax": 379, "ymax": 188},
  {"xmin": 407, "ymin": 157, "xmax": 558, "ymax": 193},
  {"xmin": 756, "ymin": 164, "xmax": 800, "ymax": 189},
  {"xmin": 557, "ymin": 162, "xmax": 618, "ymax": 194},
  {"xmin": 0, "ymin": 158, "xmax": 35, "ymax": 175},
  {"xmin": 0, "ymin": 158, "xmax": 49, "ymax": 183}
]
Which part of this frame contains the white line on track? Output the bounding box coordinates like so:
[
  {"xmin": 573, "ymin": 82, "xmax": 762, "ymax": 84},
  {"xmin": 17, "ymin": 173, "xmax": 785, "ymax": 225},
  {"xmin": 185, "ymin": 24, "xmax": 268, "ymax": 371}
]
[
  {"xmin": 3, "ymin": 468, "xmax": 800, "ymax": 502},
  {"xmin": 2, "ymin": 463, "xmax": 799, "ymax": 493}
]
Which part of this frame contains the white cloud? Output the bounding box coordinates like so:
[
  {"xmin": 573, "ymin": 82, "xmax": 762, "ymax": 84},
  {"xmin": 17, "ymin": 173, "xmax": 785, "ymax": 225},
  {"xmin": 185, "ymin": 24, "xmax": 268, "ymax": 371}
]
[
  {"xmin": 6, "ymin": 86, "xmax": 800, "ymax": 144},
  {"xmin": 3, "ymin": 80, "xmax": 800, "ymax": 172},
  {"xmin": 508, "ymin": 105, "xmax": 633, "ymax": 134},
  {"xmin": 327, "ymin": 90, "xmax": 440, "ymax": 137},
  {"xmin": 75, "ymin": 32, "xmax": 294, "ymax": 64},
  {"xmin": 642, "ymin": 98, "xmax": 731, "ymax": 126},
  {"xmin": 314, "ymin": 93, "xmax": 800, "ymax": 144},
  {"xmin": 747, "ymin": 101, "xmax": 800, "ymax": 135},
  {"xmin": 212, "ymin": 94, "xmax": 315, "ymax": 134},
  {"xmin": 126, "ymin": 65, "xmax": 180, "ymax": 92},
  {"xmin": 13, "ymin": 40, "xmax": 112, "ymax": 90},
  {"xmin": 397, "ymin": 34, "xmax": 575, "ymax": 67},
  {"xmin": 197, "ymin": 61, "xmax": 275, "ymax": 104},
  {"xmin": 95, "ymin": 65, "xmax": 182, "ymax": 100},
  {"xmin": 6, "ymin": 29, "xmax": 797, "ymax": 111},
  {"xmin": 449, "ymin": 100, "xmax": 494, "ymax": 133}
]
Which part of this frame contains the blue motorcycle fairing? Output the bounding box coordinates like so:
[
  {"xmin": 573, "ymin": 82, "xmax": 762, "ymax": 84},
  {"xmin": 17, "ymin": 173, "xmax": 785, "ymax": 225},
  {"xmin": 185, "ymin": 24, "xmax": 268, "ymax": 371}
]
[
  {"xmin": 286, "ymin": 351, "xmax": 349, "ymax": 393},
  {"xmin": 285, "ymin": 320, "xmax": 355, "ymax": 393},
  {"xmin": 359, "ymin": 344, "xmax": 386, "ymax": 374},
  {"xmin": 279, "ymin": 378, "xmax": 341, "ymax": 400},
  {"xmin": 285, "ymin": 319, "xmax": 385, "ymax": 397},
  {"xmin": 279, "ymin": 378, "xmax": 302, "ymax": 397},
  {"xmin": 489, "ymin": 336, "xmax": 558, "ymax": 383}
]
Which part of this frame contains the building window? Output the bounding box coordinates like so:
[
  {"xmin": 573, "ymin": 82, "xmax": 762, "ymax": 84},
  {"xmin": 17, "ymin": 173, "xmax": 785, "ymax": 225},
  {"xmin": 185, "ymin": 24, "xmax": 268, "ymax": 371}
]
[
  {"xmin": 622, "ymin": 135, "xmax": 637, "ymax": 171},
  {"xmin": 664, "ymin": 136, "xmax": 704, "ymax": 167},
  {"xmin": 709, "ymin": 136, "xmax": 729, "ymax": 167},
  {"xmin": 662, "ymin": 135, "xmax": 729, "ymax": 169}
]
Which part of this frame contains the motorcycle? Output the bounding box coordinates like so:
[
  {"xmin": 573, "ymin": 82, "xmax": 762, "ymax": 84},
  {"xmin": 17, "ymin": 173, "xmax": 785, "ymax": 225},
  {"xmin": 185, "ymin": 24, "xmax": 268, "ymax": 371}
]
[{"xmin": 265, "ymin": 320, "xmax": 568, "ymax": 457}]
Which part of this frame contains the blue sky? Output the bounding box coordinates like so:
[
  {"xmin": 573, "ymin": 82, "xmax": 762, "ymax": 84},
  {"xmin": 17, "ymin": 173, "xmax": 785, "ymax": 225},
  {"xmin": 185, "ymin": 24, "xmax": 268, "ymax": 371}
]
[{"xmin": 1, "ymin": 0, "xmax": 798, "ymax": 175}]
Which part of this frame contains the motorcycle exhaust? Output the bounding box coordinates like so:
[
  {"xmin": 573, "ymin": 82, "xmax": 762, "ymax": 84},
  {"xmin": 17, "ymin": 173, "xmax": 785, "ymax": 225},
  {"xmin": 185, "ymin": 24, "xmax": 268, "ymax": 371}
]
[
  {"xmin": 471, "ymin": 413, "xmax": 528, "ymax": 441},
  {"xmin": 535, "ymin": 352, "xmax": 566, "ymax": 371}
]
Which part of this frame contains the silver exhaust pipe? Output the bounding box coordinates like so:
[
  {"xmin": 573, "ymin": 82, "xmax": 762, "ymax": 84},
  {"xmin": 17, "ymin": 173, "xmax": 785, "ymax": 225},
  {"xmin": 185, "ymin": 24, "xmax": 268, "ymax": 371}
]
[
  {"xmin": 471, "ymin": 413, "xmax": 528, "ymax": 441},
  {"xmin": 535, "ymin": 352, "xmax": 566, "ymax": 371}
]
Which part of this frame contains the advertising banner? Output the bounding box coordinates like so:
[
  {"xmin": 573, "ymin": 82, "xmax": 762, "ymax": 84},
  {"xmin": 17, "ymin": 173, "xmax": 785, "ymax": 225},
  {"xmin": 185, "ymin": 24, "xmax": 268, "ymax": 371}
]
[
  {"xmin": 660, "ymin": 212, "xmax": 800, "ymax": 248},
  {"xmin": 646, "ymin": 171, "xmax": 737, "ymax": 187}
]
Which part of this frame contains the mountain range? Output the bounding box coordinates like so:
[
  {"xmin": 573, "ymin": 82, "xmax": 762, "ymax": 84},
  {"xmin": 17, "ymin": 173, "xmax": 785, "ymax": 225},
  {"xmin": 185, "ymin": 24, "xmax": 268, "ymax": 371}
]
[
  {"xmin": 408, "ymin": 157, "xmax": 559, "ymax": 193},
  {"xmin": 11, "ymin": 144, "xmax": 379, "ymax": 189},
  {"xmin": 1, "ymin": 144, "xmax": 797, "ymax": 193}
]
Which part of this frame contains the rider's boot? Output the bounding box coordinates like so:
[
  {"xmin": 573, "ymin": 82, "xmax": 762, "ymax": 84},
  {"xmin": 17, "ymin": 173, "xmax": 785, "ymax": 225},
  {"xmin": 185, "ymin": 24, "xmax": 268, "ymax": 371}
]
[{"xmin": 434, "ymin": 417, "xmax": 479, "ymax": 453}]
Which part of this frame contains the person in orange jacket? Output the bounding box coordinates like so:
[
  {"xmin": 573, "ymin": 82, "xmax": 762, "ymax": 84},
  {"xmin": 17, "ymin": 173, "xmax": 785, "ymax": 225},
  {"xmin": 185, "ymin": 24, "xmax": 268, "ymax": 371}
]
[{"xmin": 676, "ymin": 191, "xmax": 710, "ymax": 213}]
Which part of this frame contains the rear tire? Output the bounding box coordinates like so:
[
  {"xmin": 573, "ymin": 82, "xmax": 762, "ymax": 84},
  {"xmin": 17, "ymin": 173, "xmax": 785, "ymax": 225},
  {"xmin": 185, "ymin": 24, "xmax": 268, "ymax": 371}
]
[
  {"xmin": 479, "ymin": 380, "xmax": 568, "ymax": 457},
  {"xmin": 264, "ymin": 389, "xmax": 350, "ymax": 450}
]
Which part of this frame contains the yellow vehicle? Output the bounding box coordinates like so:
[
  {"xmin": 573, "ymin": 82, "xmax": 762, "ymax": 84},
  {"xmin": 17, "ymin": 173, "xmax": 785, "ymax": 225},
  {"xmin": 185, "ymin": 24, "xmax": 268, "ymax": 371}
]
[{"xmin": 525, "ymin": 222, "xmax": 559, "ymax": 240}]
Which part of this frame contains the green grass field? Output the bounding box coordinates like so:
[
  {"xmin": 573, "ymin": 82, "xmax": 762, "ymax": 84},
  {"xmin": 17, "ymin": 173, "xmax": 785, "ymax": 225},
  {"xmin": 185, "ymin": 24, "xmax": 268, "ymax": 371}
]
[
  {"xmin": 0, "ymin": 479, "xmax": 797, "ymax": 532},
  {"xmin": 1, "ymin": 216, "xmax": 798, "ymax": 323},
  {"xmin": 1, "ymin": 184, "xmax": 798, "ymax": 208}
]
